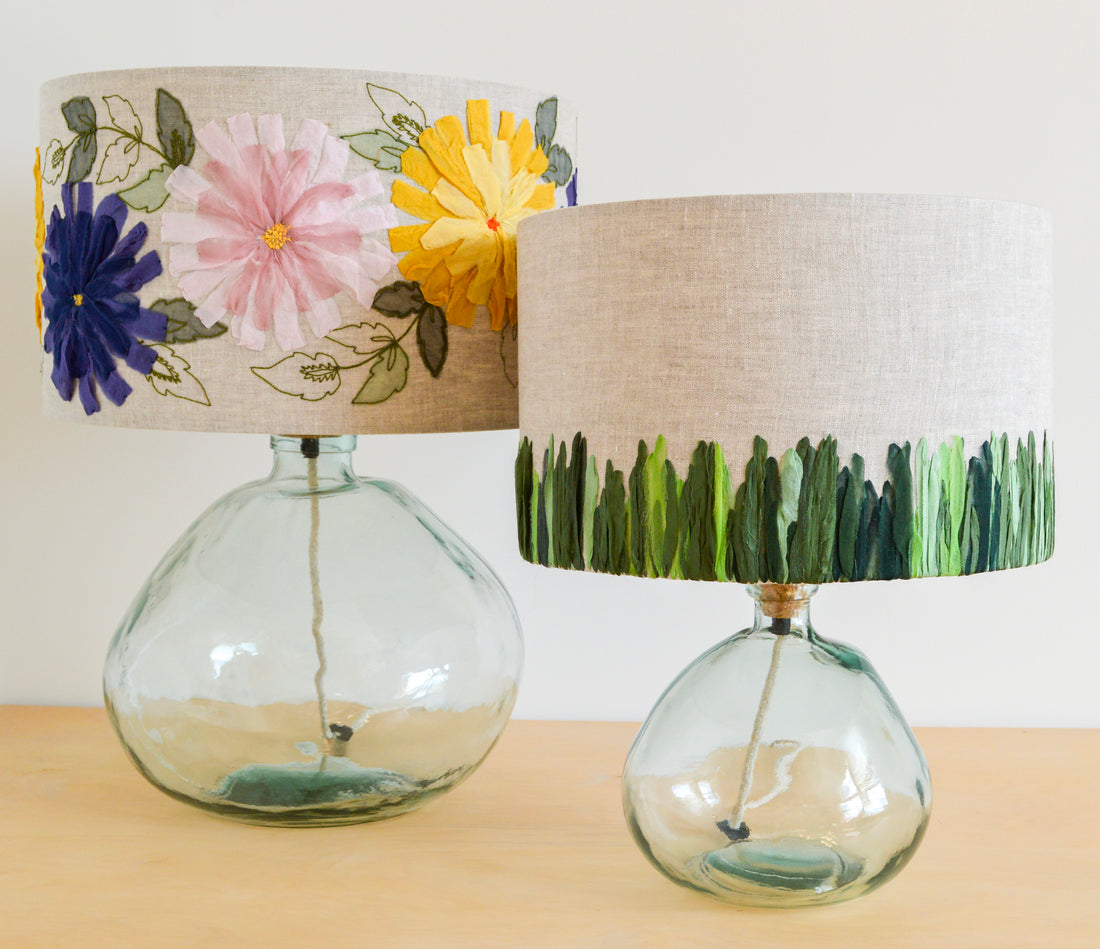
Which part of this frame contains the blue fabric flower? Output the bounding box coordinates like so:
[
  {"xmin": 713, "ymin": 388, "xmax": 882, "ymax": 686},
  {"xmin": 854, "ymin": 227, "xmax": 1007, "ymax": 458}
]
[{"xmin": 42, "ymin": 183, "xmax": 166, "ymax": 414}]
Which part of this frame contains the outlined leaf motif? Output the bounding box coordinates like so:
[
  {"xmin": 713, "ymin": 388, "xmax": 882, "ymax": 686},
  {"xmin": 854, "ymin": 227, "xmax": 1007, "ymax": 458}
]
[
  {"xmin": 118, "ymin": 163, "xmax": 175, "ymax": 213},
  {"xmin": 61, "ymin": 97, "xmax": 96, "ymax": 134},
  {"xmin": 150, "ymin": 297, "xmax": 228, "ymax": 343},
  {"xmin": 543, "ymin": 143, "xmax": 574, "ymax": 187},
  {"xmin": 371, "ymin": 281, "xmax": 424, "ymax": 318},
  {"xmin": 534, "ymin": 98, "xmax": 558, "ymax": 152},
  {"xmin": 155, "ymin": 88, "xmax": 195, "ymax": 167},
  {"xmin": 97, "ymin": 136, "xmax": 140, "ymax": 185},
  {"xmin": 352, "ymin": 345, "xmax": 409, "ymax": 404},
  {"xmin": 103, "ymin": 95, "xmax": 141, "ymax": 138},
  {"xmin": 146, "ymin": 344, "xmax": 211, "ymax": 405},
  {"xmin": 327, "ymin": 321, "xmax": 395, "ymax": 356},
  {"xmin": 417, "ymin": 305, "xmax": 448, "ymax": 378},
  {"xmin": 342, "ymin": 129, "xmax": 407, "ymax": 173},
  {"xmin": 62, "ymin": 97, "xmax": 97, "ymax": 183},
  {"xmin": 252, "ymin": 352, "xmax": 341, "ymax": 400},
  {"xmin": 366, "ymin": 84, "xmax": 426, "ymax": 146},
  {"xmin": 501, "ymin": 322, "xmax": 518, "ymax": 388},
  {"xmin": 42, "ymin": 139, "xmax": 66, "ymax": 185}
]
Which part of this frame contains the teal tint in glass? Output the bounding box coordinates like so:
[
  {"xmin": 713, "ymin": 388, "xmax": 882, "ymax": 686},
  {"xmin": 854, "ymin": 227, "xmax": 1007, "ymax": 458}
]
[
  {"xmin": 104, "ymin": 436, "xmax": 523, "ymax": 826},
  {"xmin": 622, "ymin": 584, "xmax": 930, "ymax": 907}
]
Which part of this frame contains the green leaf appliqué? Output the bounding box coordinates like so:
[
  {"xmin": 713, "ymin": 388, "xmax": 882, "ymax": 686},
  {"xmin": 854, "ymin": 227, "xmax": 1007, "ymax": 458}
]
[
  {"xmin": 155, "ymin": 88, "xmax": 195, "ymax": 167},
  {"xmin": 352, "ymin": 346, "xmax": 409, "ymax": 404},
  {"xmin": 118, "ymin": 163, "xmax": 176, "ymax": 213}
]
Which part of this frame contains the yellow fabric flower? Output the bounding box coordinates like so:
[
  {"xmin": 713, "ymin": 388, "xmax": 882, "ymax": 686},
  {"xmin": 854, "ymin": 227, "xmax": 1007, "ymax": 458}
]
[
  {"xmin": 389, "ymin": 100, "xmax": 555, "ymax": 330},
  {"xmin": 34, "ymin": 149, "xmax": 45, "ymax": 341}
]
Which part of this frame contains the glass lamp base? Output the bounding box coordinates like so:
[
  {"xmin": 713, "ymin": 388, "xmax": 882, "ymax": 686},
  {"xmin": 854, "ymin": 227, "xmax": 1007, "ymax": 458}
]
[
  {"xmin": 622, "ymin": 584, "xmax": 931, "ymax": 907},
  {"xmin": 104, "ymin": 436, "xmax": 523, "ymax": 827}
]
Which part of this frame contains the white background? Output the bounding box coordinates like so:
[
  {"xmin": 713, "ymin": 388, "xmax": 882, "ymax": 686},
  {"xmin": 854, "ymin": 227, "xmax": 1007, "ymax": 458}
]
[{"xmin": 1, "ymin": 0, "xmax": 1096, "ymax": 726}]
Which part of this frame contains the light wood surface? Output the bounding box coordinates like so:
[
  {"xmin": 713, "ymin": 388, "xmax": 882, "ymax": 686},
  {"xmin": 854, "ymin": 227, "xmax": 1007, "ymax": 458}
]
[{"xmin": 0, "ymin": 707, "xmax": 1096, "ymax": 947}]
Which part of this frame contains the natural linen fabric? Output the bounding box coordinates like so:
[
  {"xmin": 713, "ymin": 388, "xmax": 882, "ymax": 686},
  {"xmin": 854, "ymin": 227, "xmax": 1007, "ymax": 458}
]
[
  {"xmin": 517, "ymin": 194, "xmax": 1051, "ymax": 488},
  {"xmin": 38, "ymin": 67, "xmax": 578, "ymax": 433}
]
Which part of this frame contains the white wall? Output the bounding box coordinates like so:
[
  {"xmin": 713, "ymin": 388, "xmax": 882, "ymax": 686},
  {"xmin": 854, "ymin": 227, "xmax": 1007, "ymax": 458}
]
[{"xmin": 1, "ymin": 0, "xmax": 1096, "ymax": 726}]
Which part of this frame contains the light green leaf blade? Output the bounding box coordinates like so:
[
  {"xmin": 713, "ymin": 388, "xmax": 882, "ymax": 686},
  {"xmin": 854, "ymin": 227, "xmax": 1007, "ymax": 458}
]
[
  {"xmin": 352, "ymin": 346, "xmax": 409, "ymax": 404},
  {"xmin": 117, "ymin": 163, "xmax": 174, "ymax": 213},
  {"xmin": 343, "ymin": 129, "xmax": 407, "ymax": 172}
]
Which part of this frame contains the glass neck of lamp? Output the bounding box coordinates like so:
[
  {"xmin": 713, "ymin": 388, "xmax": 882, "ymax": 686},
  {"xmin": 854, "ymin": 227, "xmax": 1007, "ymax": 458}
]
[
  {"xmin": 268, "ymin": 435, "xmax": 359, "ymax": 487},
  {"xmin": 747, "ymin": 582, "xmax": 818, "ymax": 637}
]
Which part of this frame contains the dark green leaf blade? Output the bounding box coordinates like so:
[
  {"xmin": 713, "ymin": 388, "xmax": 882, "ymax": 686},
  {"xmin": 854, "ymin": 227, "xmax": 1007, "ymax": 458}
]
[
  {"xmin": 416, "ymin": 305, "xmax": 448, "ymax": 377},
  {"xmin": 372, "ymin": 281, "xmax": 425, "ymax": 318},
  {"xmin": 155, "ymin": 88, "xmax": 195, "ymax": 167}
]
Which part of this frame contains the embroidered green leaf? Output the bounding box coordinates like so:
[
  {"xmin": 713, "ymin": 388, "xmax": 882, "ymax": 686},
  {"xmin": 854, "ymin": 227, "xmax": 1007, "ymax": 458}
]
[
  {"xmin": 343, "ymin": 129, "xmax": 407, "ymax": 173},
  {"xmin": 501, "ymin": 323, "xmax": 518, "ymax": 388},
  {"xmin": 97, "ymin": 135, "xmax": 141, "ymax": 185},
  {"xmin": 778, "ymin": 447, "xmax": 804, "ymax": 579},
  {"xmin": 252, "ymin": 352, "xmax": 341, "ymax": 400},
  {"xmin": 540, "ymin": 441, "xmax": 555, "ymax": 567},
  {"xmin": 366, "ymin": 84, "xmax": 426, "ymax": 146},
  {"xmin": 416, "ymin": 305, "xmax": 448, "ymax": 378},
  {"xmin": 352, "ymin": 345, "xmax": 409, "ymax": 404},
  {"xmin": 118, "ymin": 163, "xmax": 175, "ymax": 213},
  {"xmin": 535, "ymin": 98, "xmax": 558, "ymax": 152},
  {"xmin": 150, "ymin": 297, "xmax": 227, "ymax": 344},
  {"xmin": 644, "ymin": 436, "xmax": 669, "ymax": 577},
  {"xmin": 515, "ymin": 437, "xmax": 534, "ymax": 560},
  {"xmin": 146, "ymin": 344, "xmax": 211, "ymax": 406},
  {"xmin": 583, "ymin": 455, "xmax": 599, "ymax": 569},
  {"xmin": 371, "ymin": 281, "xmax": 424, "ymax": 318},
  {"xmin": 103, "ymin": 95, "xmax": 141, "ymax": 138},
  {"xmin": 543, "ymin": 143, "xmax": 574, "ymax": 188},
  {"xmin": 629, "ymin": 441, "xmax": 649, "ymax": 576},
  {"xmin": 327, "ymin": 321, "xmax": 395, "ymax": 356},
  {"xmin": 155, "ymin": 88, "xmax": 195, "ymax": 167},
  {"xmin": 62, "ymin": 96, "xmax": 96, "ymax": 134},
  {"xmin": 838, "ymin": 453, "xmax": 864, "ymax": 581},
  {"xmin": 67, "ymin": 132, "xmax": 97, "ymax": 183}
]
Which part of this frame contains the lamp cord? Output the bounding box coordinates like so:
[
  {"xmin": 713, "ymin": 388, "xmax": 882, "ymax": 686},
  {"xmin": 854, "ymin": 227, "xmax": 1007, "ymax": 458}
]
[
  {"xmin": 307, "ymin": 452, "xmax": 332, "ymax": 756},
  {"xmin": 720, "ymin": 624, "xmax": 787, "ymax": 841}
]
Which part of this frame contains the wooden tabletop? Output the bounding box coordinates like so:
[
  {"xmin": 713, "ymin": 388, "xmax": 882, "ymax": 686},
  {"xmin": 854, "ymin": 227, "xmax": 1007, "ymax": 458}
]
[{"xmin": 0, "ymin": 707, "xmax": 1097, "ymax": 947}]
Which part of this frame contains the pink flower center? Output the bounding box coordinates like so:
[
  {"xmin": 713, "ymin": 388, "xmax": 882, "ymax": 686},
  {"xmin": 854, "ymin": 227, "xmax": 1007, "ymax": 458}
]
[{"xmin": 263, "ymin": 222, "xmax": 291, "ymax": 250}]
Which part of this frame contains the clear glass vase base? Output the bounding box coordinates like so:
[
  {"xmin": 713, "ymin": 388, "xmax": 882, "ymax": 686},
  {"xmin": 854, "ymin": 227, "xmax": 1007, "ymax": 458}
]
[
  {"xmin": 694, "ymin": 837, "xmax": 864, "ymax": 900},
  {"xmin": 112, "ymin": 695, "xmax": 510, "ymax": 826}
]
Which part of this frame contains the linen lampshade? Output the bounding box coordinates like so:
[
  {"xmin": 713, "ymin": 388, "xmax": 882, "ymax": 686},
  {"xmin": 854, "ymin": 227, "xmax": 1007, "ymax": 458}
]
[
  {"xmin": 516, "ymin": 194, "xmax": 1053, "ymax": 583},
  {"xmin": 37, "ymin": 67, "xmax": 578, "ymax": 435}
]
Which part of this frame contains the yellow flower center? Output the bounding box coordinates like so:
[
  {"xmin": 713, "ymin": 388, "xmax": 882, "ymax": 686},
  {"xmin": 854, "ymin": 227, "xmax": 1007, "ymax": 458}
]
[
  {"xmin": 262, "ymin": 222, "xmax": 291, "ymax": 250},
  {"xmin": 73, "ymin": 293, "xmax": 84, "ymax": 307}
]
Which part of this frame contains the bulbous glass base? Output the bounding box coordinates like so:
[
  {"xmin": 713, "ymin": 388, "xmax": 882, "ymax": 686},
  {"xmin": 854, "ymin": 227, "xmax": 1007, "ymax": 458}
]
[
  {"xmin": 104, "ymin": 436, "xmax": 523, "ymax": 826},
  {"xmin": 622, "ymin": 584, "xmax": 930, "ymax": 907}
]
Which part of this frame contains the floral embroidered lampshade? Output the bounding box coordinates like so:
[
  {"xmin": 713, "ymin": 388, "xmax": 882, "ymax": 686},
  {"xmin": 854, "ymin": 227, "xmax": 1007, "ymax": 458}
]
[
  {"xmin": 36, "ymin": 68, "xmax": 576, "ymax": 827},
  {"xmin": 515, "ymin": 194, "xmax": 1053, "ymax": 905},
  {"xmin": 37, "ymin": 67, "xmax": 577, "ymax": 432}
]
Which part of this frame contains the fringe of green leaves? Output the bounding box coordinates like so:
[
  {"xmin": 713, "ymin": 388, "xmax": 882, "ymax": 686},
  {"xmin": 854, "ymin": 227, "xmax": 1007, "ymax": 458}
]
[{"xmin": 515, "ymin": 432, "xmax": 1055, "ymax": 582}]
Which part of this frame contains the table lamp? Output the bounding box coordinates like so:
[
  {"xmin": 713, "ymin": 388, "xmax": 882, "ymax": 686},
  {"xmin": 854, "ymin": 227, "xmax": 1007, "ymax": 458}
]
[
  {"xmin": 515, "ymin": 194, "xmax": 1052, "ymax": 905},
  {"xmin": 36, "ymin": 66, "xmax": 577, "ymax": 825}
]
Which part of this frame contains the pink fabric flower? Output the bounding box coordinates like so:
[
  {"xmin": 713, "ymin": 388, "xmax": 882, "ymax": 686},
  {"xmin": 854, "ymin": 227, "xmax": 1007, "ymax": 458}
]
[{"xmin": 163, "ymin": 113, "xmax": 398, "ymax": 351}]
